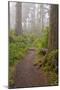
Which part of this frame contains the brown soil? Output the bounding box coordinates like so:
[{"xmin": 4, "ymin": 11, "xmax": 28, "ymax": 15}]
[{"xmin": 14, "ymin": 49, "xmax": 48, "ymax": 88}]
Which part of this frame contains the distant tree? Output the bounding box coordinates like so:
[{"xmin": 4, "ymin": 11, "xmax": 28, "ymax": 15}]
[
  {"xmin": 48, "ymin": 5, "xmax": 58, "ymax": 51},
  {"xmin": 16, "ymin": 2, "xmax": 22, "ymax": 35},
  {"xmin": 38, "ymin": 4, "xmax": 44, "ymax": 31}
]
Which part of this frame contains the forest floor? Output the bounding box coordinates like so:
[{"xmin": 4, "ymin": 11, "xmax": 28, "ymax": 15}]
[{"xmin": 14, "ymin": 49, "xmax": 48, "ymax": 88}]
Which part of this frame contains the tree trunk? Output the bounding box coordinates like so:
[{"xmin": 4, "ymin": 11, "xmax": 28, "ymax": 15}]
[
  {"xmin": 48, "ymin": 5, "xmax": 58, "ymax": 51},
  {"xmin": 40, "ymin": 4, "xmax": 44, "ymax": 31},
  {"xmin": 16, "ymin": 2, "xmax": 22, "ymax": 35}
]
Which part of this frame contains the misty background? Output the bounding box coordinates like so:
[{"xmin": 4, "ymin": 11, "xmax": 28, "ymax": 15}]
[{"xmin": 10, "ymin": 2, "xmax": 50, "ymax": 33}]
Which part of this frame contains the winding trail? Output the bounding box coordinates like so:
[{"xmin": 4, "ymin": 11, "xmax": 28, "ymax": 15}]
[{"xmin": 14, "ymin": 49, "xmax": 48, "ymax": 88}]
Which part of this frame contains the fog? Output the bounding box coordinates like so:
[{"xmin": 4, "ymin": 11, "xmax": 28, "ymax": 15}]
[{"xmin": 10, "ymin": 2, "xmax": 50, "ymax": 31}]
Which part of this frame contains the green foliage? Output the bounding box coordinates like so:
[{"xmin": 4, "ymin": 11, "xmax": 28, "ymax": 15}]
[
  {"xmin": 9, "ymin": 37, "xmax": 28, "ymax": 66},
  {"xmin": 9, "ymin": 31, "xmax": 29, "ymax": 87},
  {"xmin": 33, "ymin": 27, "xmax": 48, "ymax": 49},
  {"xmin": 9, "ymin": 66, "xmax": 15, "ymax": 87},
  {"xmin": 43, "ymin": 49, "xmax": 58, "ymax": 72},
  {"xmin": 40, "ymin": 28, "xmax": 48, "ymax": 48},
  {"xmin": 47, "ymin": 71, "xmax": 58, "ymax": 86},
  {"xmin": 33, "ymin": 38, "xmax": 42, "ymax": 49},
  {"xmin": 42, "ymin": 49, "xmax": 58, "ymax": 85}
]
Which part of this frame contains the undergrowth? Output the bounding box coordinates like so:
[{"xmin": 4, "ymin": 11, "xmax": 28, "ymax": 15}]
[{"xmin": 33, "ymin": 49, "xmax": 58, "ymax": 86}]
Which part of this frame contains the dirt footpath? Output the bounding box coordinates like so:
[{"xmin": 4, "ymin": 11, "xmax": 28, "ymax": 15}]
[{"xmin": 14, "ymin": 49, "xmax": 48, "ymax": 88}]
